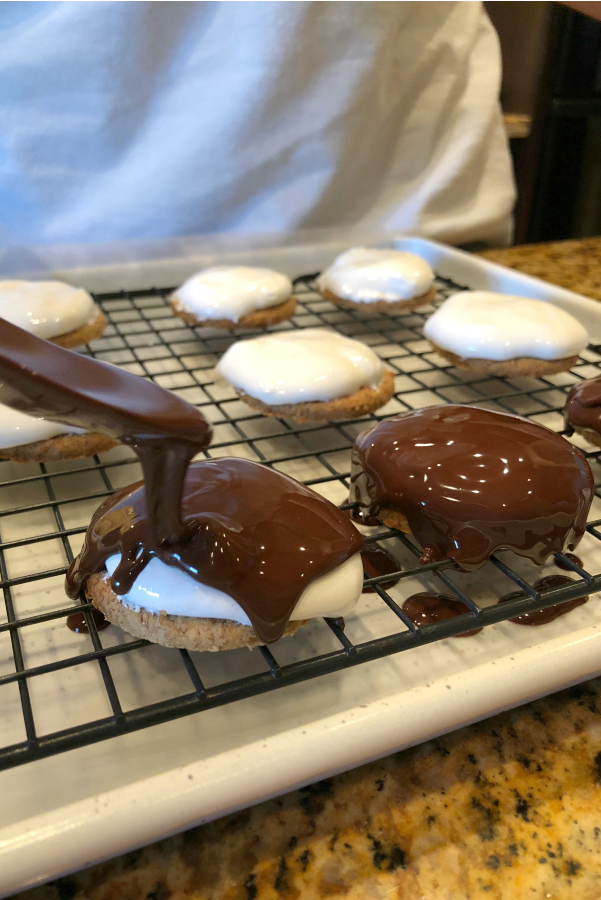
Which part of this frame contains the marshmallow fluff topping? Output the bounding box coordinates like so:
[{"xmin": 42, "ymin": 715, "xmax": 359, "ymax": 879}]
[
  {"xmin": 424, "ymin": 291, "xmax": 588, "ymax": 361},
  {"xmin": 216, "ymin": 329, "xmax": 385, "ymax": 404},
  {"xmin": 317, "ymin": 247, "xmax": 434, "ymax": 303}
]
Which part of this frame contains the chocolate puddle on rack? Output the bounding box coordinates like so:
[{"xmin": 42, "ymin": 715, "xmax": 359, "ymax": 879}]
[
  {"xmin": 360, "ymin": 547, "xmax": 401, "ymax": 592},
  {"xmin": 555, "ymin": 552, "xmax": 584, "ymax": 571},
  {"xmin": 500, "ymin": 575, "xmax": 589, "ymax": 626},
  {"xmin": 0, "ymin": 318, "xmax": 362, "ymax": 644},
  {"xmin": 67, "ymin": 609, "xmax": 109, "ymax": 634},
  {"xmin": 402, "ymin": 592, "xmax": 483, "ymax": 637}
]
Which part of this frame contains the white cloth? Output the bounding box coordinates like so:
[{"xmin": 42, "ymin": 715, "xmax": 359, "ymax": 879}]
[{"xmin": 0, "ymin": 1, "xmax": 515, "ymax": 246}]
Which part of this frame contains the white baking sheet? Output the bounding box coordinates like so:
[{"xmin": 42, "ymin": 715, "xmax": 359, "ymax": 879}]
[{"xmin": 2, "ymin": 234, "xmax": 601, "ymax": 897}]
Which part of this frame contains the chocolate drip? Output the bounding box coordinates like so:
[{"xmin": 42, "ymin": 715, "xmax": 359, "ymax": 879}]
[
  {"xmin": 564, "ymin": 375, "xmax": 601, "ymax": 439},
  {"xmin": 402, "ymin": 592, "xmax": 482, "ymax": 637},
  {"xmin": 349, "ymin": 406, "xmax": 593, "ymax": 572},
  {"xmin": 361, "ymin": 547, "xmax": 401, "ymax": 592},
  {"xmin": 0, "ymin": 318, "xmax": 211, "ymax": 545},
  {"xmin": 500, "ymin": 575, "xmax": 588, "ymax": 626},
  {"xmin": 67, "ymin": 609, "xmax": 109, "ymax": 634},
  {"xmin": 349, "ymin": 507, "xmax": 381, "ymax": 528},
  {"xmin": 66, "ymin": 457, "xmax": 364, "ymax": 644},
  {"xmin": 554, "ymin": 552, "xmax": 584, "ymax": 571}
]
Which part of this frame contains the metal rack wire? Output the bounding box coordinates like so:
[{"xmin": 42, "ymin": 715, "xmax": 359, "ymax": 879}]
[{"xmin": 0, "ymin": 272, "xmax": 600, "ymax": 771}]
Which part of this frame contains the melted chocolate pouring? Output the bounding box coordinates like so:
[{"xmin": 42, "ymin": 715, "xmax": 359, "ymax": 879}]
[
  {"xmin": 554, "ymin": 552, "xmax": 584, "ymax": 571},
  {"xmin": 500, "ymin": 575, "xmax": 588, "ymax": 626},
  {"xmin": 361, "ymin": 547, "xmax": 401, "ymax": 592},
  {"xmin": 67, "ymin": 609, "xmax": 109, "ymax": 634},
  {"xmin": 0, "ymin": 318, "xmax": 212, "ymax": 545},
  {"xmin": 402, "ymin": 592, "xmax": 482, "ymax": 637},
  {"xmin": 349, "ymin": 405, "xmax": 593, "ymax": 573},
  {"xmin": 66, "ymin": 457, "xmax": 363, "ymax": 644},
  {"xmin": 564, "ymin": 375, "xmax": 601, "ymax": 439}
]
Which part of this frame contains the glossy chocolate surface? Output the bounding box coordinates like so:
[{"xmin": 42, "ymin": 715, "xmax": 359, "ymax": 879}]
[
  {"xmin": 564, "ymin": 375, "xmax": 601, "ymax": 437},
  {"xmin": 500, "ymin": 575, "xmax": 588, "ymax": 626},
  {"xmin": 67, "ymin": 457, "xmax": 364, "ymax": 643},
  {"xmin": 554, "ymin": 552, "xmax": 584, "ymax": 572},
  {"xmin": 349, "ymin": 406, "xmax": 593, "ymax": 572},
  {"xmin": 0, "ymin": 318, "xmax": 212, "ymax": 545},
  {"xmin": 402, "ymin": 592, "xmax": 482, "ymax": 637},
  {"xmin": 361, "ymin": 547, "xmax": 401, "ymax": 592}
]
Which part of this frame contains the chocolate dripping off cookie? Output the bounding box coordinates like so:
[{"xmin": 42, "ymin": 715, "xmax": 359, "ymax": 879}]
[
  {"xmin": 68, "ymin": 457, "xmax": 364, "ymax": 643},
  {"xmin": 564, "ymin": 375, "xmax": 601, "ymax": 448},
  {"xmin": 0, "ymin": 319, "xmax": 363, "ymax": 643},
  {"xmin": 349, "ymin": 405, "xmax": 594, "ymax": 572}
]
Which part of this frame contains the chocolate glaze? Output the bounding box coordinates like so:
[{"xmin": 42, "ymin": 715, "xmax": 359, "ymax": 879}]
[
  {"xmin": 564, "ymin": 375, "xmax": 601, "ymax": 439},
  {"xmin": 0, "ymin": 318, "xmax": 212, "ymax": 545},
  {"xmin": 349, "ymin": 507, "xmax": 381, "ymax": 528},
  {"xmin": 349, "ymin": 405, "xmax": 593, "ymax": 572},
  {"xmin": 361, "ymin": 547, "xmax": 401, "ymax": 592},
  {"xmin": 554, "ymin": 552, "xmax": 584, "ymax": 571},
  {"xmin": 66, "ymin": 457, "xmax": 364, "ymax": 644},
  {"xmin": 402, "ymin": 592, "xmax": 482, "ymax": 637},
  {"xmin": 67, "ymin": 609, "xmax": 109, "ymax": 634},
  {"xmin": 500, "ymin": 575, "xmax": 588, "ymax": 625}
]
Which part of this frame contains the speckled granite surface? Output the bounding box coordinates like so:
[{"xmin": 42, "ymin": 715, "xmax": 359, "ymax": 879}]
[
  {"xmin": 482, "ymin": 236, "xmax": 601, "ymax": 301},
  {"xmin": 17, "ymin": 681, "xmax": 601, "ymax": 900},
  {"xmin": 14, "ymin": 238, "xmax": 601, "ymax": 900}
]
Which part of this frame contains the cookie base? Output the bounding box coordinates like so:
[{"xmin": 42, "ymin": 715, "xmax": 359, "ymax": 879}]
[
  {"xmin": 430, "ymin": 342, "xmax": 579, "ymax": 378},
  {"xmin": 236, "ymin": 370, "xmax": 395, "ymax": 423},
  {"xmin": 85, "ymin": 572, "xmax": 309, "ymax": 651},
  {"xmin": 571, "ymin": 425, "xmax": 601, "ymax": 450},
  {"xmin": 375, "ymin": 504, "xmax": 412, "ymax": 534},
  {"xmin": 320, "ymin": 286, "xmax": 436, "ymax": 312},
  {"xmin": 51, "ymin": 308, "xmax": 107, "ymax": 349},
  {"xmin": 169, "ymin": 295, "xmax": 296, "ymax": 330},
  {"xmin": 0, "ymin": 432, "xmax": 118, "ymax": 463}
]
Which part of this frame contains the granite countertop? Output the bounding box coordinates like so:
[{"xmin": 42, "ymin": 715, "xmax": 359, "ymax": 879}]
[
  {"xmin": 481, "ymin": 236, "xmax": 601, "ymax": 301},
  {"xmin": 15, "ymin": 238, "xmax": 601, "ymax": 900}
]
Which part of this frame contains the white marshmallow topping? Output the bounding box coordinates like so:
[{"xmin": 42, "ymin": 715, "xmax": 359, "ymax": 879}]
[
  {"xmin": 175, "ymin": 266, "xmax": 292, "ymax": 323},
  {"xmin": 316, "ymin": 247, "xmax": 434, "ymax": 303},
  {"xmin": 216, "ymin": 329, "xmax": 385, "ymax": 405},
  {"xmin": 104, "ymin": 552, "xmax": 364, "ymax": 625},
  {"xmin": 423, "ymin": 291, "xmax": 589, "ymax": 362},
  {"xmin": 0, "ymin": 280, "xmax": 97, "ymax": 340}
]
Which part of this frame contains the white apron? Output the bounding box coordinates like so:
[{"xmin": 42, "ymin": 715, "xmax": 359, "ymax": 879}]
[{"xmin": 0, "ymin": 1, "xmax": 515, "ymax": 246}]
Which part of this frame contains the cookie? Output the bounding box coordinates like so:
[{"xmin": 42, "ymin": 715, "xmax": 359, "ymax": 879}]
[
  {"xmin": 51, "ymin": 307, "xmax": 107, "ymax": 348},
  {"xmin": 236, "ymin": 370, "xmax": 395, "ymax": 423},
  {"xmin": 86, "ymin": 572, "xmax": 309, "ymax": 651},
  {"xmin": 0, "ymin": 279, "xmax": 106, "ymax": 345},
  {"xmin": 431, "ymin": 343, "xmax": 579, "ymax": 378},
  {"xmin": 424, "ymin": 291, "xmax": 588, "ymax": 377},
  {"xmin": 316, "ymin": 247, "xmax": 435, "ymax": 309},
  {"xmin": 170, "ymin": 266, "xmax": 295, "ymax": 329},
  {"xmin": 0, "ymin": 432, "xmax": 117, "ymax": 463},
  {"xmin": 170, "ymin": 294, "xmax": 296, "ymax": 330},
  {"xmin": 216, "ymin": 329, "xmax": 394, "ymax": 423},
  {"xmin": 320, "ymin": 286, "xmax": 436, "ymax": 313},
  {"xmin": 67, "ymin": 457, "xmax": 364, "ymax": 648}
]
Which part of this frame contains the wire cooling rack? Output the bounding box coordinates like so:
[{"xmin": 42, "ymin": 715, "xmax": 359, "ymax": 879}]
[{"xmin": 1, "ymin": 273, "xmax": 601, "ymax": 772}]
